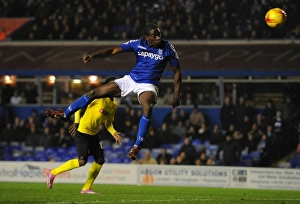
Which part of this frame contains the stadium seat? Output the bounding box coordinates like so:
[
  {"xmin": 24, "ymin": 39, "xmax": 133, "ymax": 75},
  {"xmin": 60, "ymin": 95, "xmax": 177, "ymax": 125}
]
[
  {"xmin": 68, "ymin": 151, "xmax": 78, "ymax": 159},
  {"xmin": 11, "ymin": 144, "xmax": 22, "ymax": 152},
  {"xmin": 45, "ymin": 147, "xmax": 56, "ymax": 155},
  {"xmin": 203, "ymin": 140, "xmax": 211, "ymax": 148},
  {"xmin": 278, "ymin": 161, "xmax": 292, "ymax": 168},
  {"xmin": 53, "ymin": 155, "xmax": 63, "ymax": 162},
  {"xmin": 35, "ymin": 151, "xmax": 48, "ymax": 161},
  {"xmin": 123, "ymin": 157, "xmax": 132, "ymax": 164},
  {"xmin": 160, "ymin": 144, "xmax": 171, "ymax": 149},
  {"xmin": 192, "ymin": 139, "xmax": 202, "ymax": 145},
  {"xmin": 10, "ymin": 141, "xmax": 20, "ymax": 147},
  {"xmin": 171, "ymin": 143, "xmax": 182, "ymax": 152},
  {"xmin": 151, "ymin": 148, "xmax": 161, "ymax": 158},
  {"xmin": 166, "ymin": 148, "xmax": 174, "ymax": 156},
  {"xmin": 115, "ymin": 147, "xmax": 126, "ymax": 157},
  {"xmin": 295, "ymin": 153, "xmax": 300, "ymax": 159},
  {"xmin": 108, "ymin": 157, "xmax": 123, "ymax": 163},
  {"xmin": 287, "ymin": 158, "xmax": 300, "ymax": 168},
  {"xmin": 123, "ymin": 144, "xmax": 132, "ymax": 153},
  {"xmin": 68, "ymin": 146, "xmax": 77, "ymax": 158},
  {"xmin": 122, "ymin": 138, "xmax": 134, "ymax": 146},
  {"xmin": 236, "ymin": 161, "xmax": 246, "ymax": 167},
  {"xmin": 2, "ymin": 146, "xmax": 12, "ymax": 154},
  {"xmin": 241, "ymin": 155, "xmax": 253, "ymax": 167},
  {"xmin": 105, "ymin": 152, "xmax": 119, "ymax": 160},
  {"xmin": 249, "ymin": 151, "xmax": 260, "ymax": 162},
  {"xmin": 101, "ymin": 140, "xmax": 111, "ymax": 149},
  {"xmin": 104, "ymin": 146, "xmax": 114, "ymax": 156},
  {"xmin": 35, "ymin": 146, "xmax": 45, "ymax": 152},
  {"xmin": 14, "ymin": 156, "xmax": 25, "ymax": 161},
  {"xmin": 22, "ymin": 146, "xmax": 34, "ymax": 156},
  {"xmin": 38, "ymin": 155, "xmax": 49, "ymax": 161},
  {"xmin": 4, "ymin": 155, "xmax": 13, "ymax": 161},
  {"xmin": 172, "ymin": 149, "xmax": 181, "ymax": 158},
  {"xmin": 88, "ymin": 156, "xmax": 94, "ymax": 163},
  {"xmin": 57, "ymin": 147, "xmax": 67, "ymax": 154},
  {"xmin": 241, "ymin": 149, "xmax": 248, "ymax": 156},
  {"xmin": 207, "ymin": 145, "xmax": 218, "ymax": 157},
  {"xmin": 138, "ymin": 148, "xmax": 149, "ymax": 159},
  {"xmin": 24, "ymin": 155, "xmax": 36, "ymax": 161}
]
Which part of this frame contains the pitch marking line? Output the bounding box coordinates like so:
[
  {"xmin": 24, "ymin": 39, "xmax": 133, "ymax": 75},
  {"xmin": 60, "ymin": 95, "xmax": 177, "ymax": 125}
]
[{"xmin": 44, "ymin": 198, "xmax": 300, "ymax": 204}]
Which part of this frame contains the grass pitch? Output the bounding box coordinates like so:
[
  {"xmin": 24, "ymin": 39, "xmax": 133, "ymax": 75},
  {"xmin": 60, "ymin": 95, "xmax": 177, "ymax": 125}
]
[{"xmin": 0, "ymin": 182, "xmax": 299, "ymax": 204}]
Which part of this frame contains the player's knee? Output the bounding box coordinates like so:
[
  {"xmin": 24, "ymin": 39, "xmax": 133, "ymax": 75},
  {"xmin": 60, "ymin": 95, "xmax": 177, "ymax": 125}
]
[
  {"xmin": 143, "ymin": 104, "xmax": 154, "ymax": 115},
  {"xmin": 78, "ymin": 159, "xmax": 88, "ymax": 166},
  {"xmin": 95, "ymin": 157, "xmax": 105, "ymax": 165}
]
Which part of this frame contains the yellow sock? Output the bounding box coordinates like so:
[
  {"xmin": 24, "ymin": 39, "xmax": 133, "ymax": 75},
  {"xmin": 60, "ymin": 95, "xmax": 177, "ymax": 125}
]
[
  {"xmin": 82, "ymin": 162, "xmax": 102, "ymax": 191},
  {"xmin": 51, "ymin": 159, "xmax": 79, "ymax": 176}
]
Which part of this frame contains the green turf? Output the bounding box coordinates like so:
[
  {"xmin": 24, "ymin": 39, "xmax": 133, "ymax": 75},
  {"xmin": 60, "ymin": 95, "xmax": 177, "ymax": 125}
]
[{"xmin": 0, "ymin": 182, "xmax": 299, "ymax": 204}]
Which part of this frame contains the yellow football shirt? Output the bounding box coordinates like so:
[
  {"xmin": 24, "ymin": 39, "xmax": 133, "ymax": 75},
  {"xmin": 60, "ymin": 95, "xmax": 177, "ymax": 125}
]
[{"xmin": 74, "ymin": 98, "xmax": 118, "ymax": 136}]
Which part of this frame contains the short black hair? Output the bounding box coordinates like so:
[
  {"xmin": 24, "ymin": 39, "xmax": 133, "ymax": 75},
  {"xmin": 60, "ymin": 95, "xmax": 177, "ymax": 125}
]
[{"xmin": 143, "ymin": 23, "xmax": 158, "ymax": 35}]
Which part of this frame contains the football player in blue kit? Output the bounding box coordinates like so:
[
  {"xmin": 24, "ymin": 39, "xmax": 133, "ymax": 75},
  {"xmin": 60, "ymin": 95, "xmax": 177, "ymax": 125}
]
[{"xmin": 46, "ymin": 23, "xmax": 182, "ymax": 161}]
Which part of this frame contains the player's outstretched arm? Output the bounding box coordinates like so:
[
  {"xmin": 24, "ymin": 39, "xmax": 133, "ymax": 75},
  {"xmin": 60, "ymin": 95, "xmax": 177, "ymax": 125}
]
[
  {"xmin": 112, "ymin": 132, "xmax": 123, "ymax": 145},
  {"xmin": 69, "ymin": 123, "xmax": 79, "ymax": 136},
  {"xmin": 83, "ymin": 46, "xmax": 124, "ymax": 63},
  {"xmin": 69, "ymin": 109, "xmax": 81, "ymax": 136},
  {"xmin": 104, "ymin": 120, "xmax": 123, "ymax": 145},
  {"xmin": 171, "ymin": 64, "xmax": 182, "ymax": 108}
]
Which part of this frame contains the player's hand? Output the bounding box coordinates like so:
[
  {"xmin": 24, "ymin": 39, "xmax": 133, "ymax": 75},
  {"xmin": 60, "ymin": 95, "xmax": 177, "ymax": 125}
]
[
  {"xmin": 172, "ymin": 97, "xmax": 181, "ymax": 108},
  {"xmin": 83, "ymin": 55, "xmax": 92, "ymax": 64},
  {"xmin": 69, "ymin": 123, "xmax": 79, "ymax": 136},
  {"xmin": 113, "ymin": 132, "xmax": 123, "ymax": 145}
]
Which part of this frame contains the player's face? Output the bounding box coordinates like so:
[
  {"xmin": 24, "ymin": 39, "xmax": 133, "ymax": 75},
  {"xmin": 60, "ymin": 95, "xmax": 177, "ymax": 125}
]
[{"xmin": 145, "ymin": 28, "xmax": 161, "ymax": 48}]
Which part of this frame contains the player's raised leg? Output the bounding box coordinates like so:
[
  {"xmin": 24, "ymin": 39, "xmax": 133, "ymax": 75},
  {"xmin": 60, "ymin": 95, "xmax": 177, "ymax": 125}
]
[{"xmin": 46, "ymin": 81, "xmax": 121, "ymax": 120}]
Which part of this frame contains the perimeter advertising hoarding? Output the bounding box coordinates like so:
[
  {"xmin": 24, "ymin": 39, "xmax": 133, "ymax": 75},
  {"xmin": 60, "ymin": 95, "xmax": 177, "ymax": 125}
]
[
  {"xmin": 0, "ymin": 162, "xmax": 137, "ymax": 185},
  {"xmin": 138, "ymin": 165, "xmax": 300, "ymax": 190},
  {"xmin": 138, "ymin": 165, "xmax": 230, "ymax": 187},
  {"xmin": 0, "ymin": 162, "xmax": 299, "ymax": 190},
  {"xmin": 0, "ymin": 41, "xmax": 299, "ymax": 72}
]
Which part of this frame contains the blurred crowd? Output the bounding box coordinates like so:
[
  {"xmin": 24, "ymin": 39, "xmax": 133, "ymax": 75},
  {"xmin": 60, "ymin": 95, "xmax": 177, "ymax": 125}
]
[
  {"xmin": 1, "ymin": 0, "xmax": 300, "ymax": 166},
  {"xmin": 0, "ymin": 0, "xmax": 300, "ymax": 40},
  {"xmin": 0, "ymin": 79, "xmax": 300, "ymax": 167},
  {"xmin": 133, "ymin": 94, "xmax": 299, "ymax": 166},
  {"xmin": 1, "ymin": 92, "xmax": 299, "ymax": 167}
]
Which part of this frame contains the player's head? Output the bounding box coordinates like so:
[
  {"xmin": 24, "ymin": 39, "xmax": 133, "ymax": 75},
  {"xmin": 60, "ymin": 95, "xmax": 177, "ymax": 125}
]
[{"xmin": 143, "ymin": 23, "xmax": 161, "ymax": 48}]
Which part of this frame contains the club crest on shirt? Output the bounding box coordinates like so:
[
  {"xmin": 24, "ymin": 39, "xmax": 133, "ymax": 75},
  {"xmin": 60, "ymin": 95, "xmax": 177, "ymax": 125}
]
[
  {"xmin": 99, "ymin": 109, "xmax": 110, "ymax": 116},
  {"xmin": 158, "ymin": 49, "xmax": 163, "ymax": 55}
]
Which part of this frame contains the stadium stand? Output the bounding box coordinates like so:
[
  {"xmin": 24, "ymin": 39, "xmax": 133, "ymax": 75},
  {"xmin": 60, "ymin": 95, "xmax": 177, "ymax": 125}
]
[
  {"xmin": 0, "ymin": 0, "xmax": 299, "ymax": 40},
  {"xmin": 0, "ymin": 0, "xmax": 299, "ymax": 168}
]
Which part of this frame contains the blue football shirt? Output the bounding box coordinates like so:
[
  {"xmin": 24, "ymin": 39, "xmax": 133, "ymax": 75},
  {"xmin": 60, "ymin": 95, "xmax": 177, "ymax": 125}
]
[{"xmin": 120, "ymin": 38, "xmax": 180, "ymax": 86}]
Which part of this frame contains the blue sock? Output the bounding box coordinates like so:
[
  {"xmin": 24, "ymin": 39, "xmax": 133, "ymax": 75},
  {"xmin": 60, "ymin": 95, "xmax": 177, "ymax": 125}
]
[
  {"xmin": 64, "ymin": 94, "xmax": 90, "ymax": 117},
  {"xmin": 134, "ymin": 114, "xmax": 151, "ymax": 147}
]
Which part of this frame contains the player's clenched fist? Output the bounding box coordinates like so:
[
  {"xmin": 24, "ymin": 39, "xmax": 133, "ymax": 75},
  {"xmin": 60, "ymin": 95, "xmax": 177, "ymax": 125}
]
[{"xmin": 83, "ymin": 55, "xmax": 92, "ymax": 63}]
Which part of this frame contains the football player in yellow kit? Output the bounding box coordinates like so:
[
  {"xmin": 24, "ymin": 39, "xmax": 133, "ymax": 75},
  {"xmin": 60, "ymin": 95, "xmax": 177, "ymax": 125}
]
[{"xmin": 46, "ymin": 77, "xmax": 123, "ymax": 194}]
